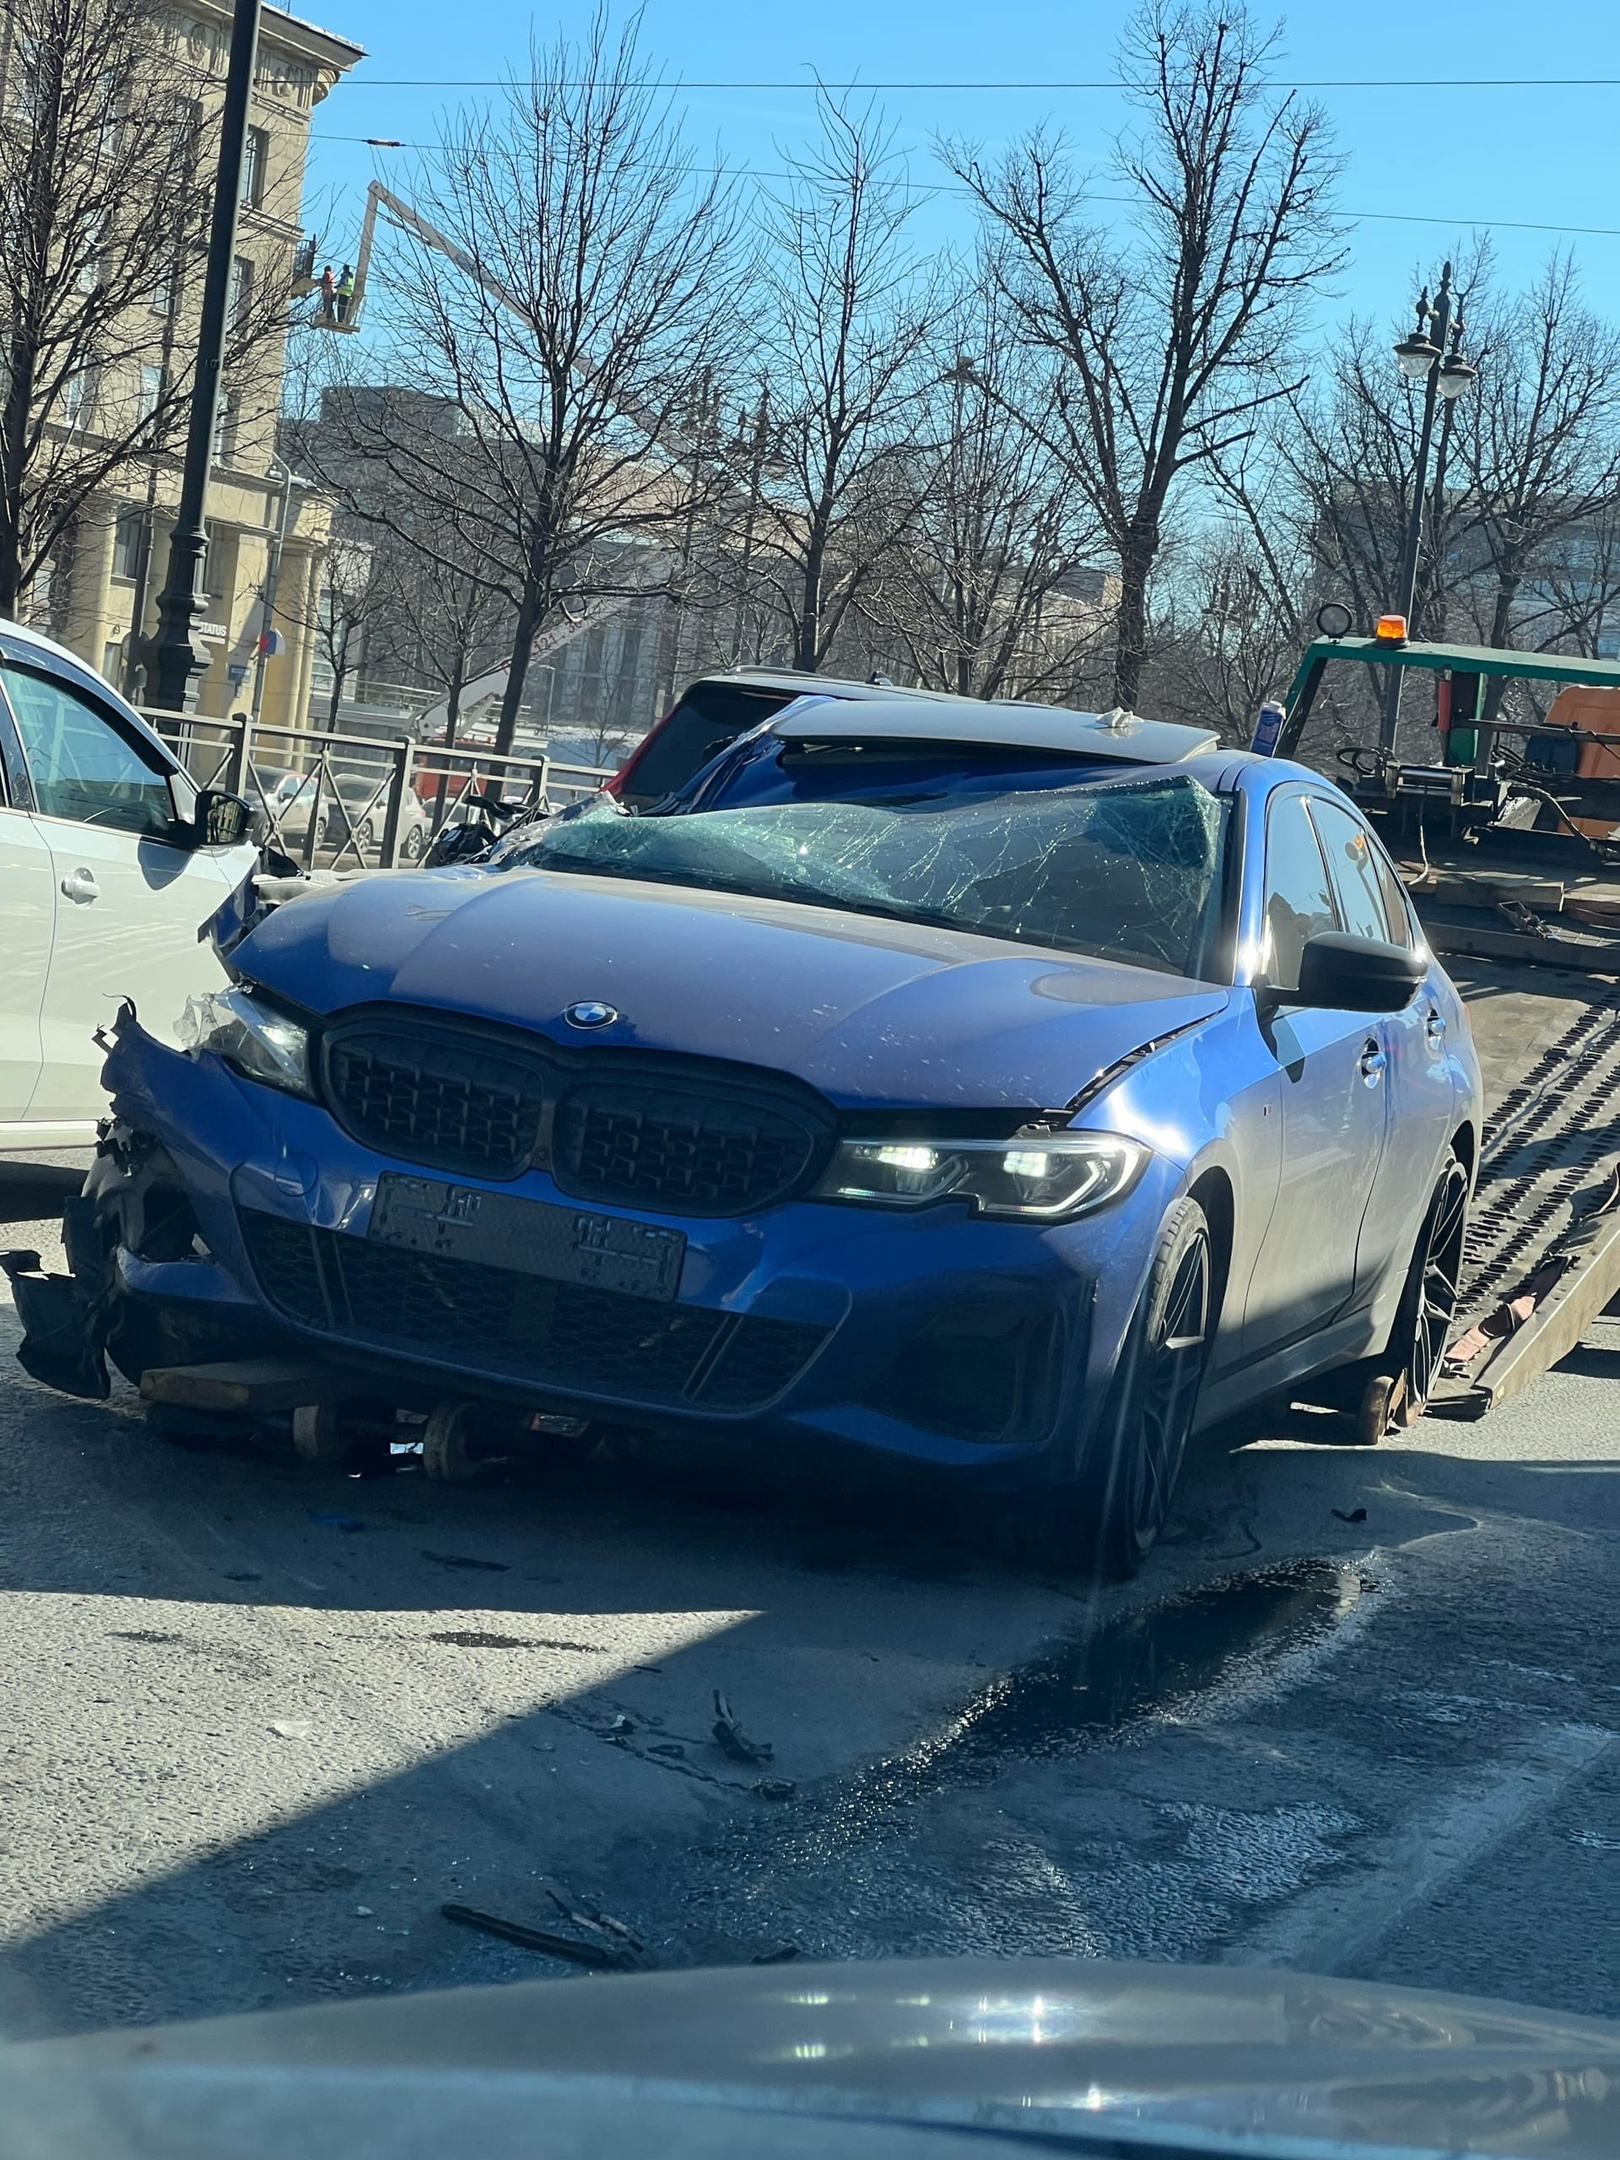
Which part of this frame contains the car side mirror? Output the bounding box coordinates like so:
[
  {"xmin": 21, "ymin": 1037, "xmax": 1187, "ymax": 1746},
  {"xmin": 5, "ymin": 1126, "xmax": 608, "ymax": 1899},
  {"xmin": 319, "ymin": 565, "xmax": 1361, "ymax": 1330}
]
[
  {"xmin": 191, "ymin": 786, "xmax": 252, "ymax": 849},
  {"xmin": 1291, "ymin": 931, "xmax": 1425, "ymax": 1013}
]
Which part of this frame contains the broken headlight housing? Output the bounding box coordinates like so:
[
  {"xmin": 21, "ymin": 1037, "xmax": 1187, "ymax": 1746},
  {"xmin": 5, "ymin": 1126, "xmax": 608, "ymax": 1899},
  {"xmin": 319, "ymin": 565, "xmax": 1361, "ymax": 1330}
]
[
  {"xmin": 179, "ymin": 985, "xmax": 313, "ymax": 1098},
  {"xmin": 814, "ymin": 1132, "xmax": 1148, "ymax": 1221}
]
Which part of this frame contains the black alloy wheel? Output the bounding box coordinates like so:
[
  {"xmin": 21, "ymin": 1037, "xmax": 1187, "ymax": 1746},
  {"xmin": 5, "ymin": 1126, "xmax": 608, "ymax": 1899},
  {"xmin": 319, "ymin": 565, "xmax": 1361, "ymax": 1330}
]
[
  {"xmin": 1007, "ymin": 1196, "xmax": 1215, "ymax": 1580},
  {"xmin": 1355, "ymin": 1148, "xmax": 1470, "ymax": 1445},
  {"xmin": 1103, "ymin": 1196, "xmax": 1215, "ymax": 1575}
]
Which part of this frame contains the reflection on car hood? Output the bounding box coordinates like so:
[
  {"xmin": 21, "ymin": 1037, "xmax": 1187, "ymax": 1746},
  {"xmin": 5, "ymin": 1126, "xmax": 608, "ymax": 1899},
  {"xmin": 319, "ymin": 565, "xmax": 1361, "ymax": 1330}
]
[
  {"xmin": 238, "ymin": 868, "xmax": 1228, "ymax": 1111},
  {"xmin": 6, "ymin": 1959, "xmax": 1619, "ymax": 2160}
]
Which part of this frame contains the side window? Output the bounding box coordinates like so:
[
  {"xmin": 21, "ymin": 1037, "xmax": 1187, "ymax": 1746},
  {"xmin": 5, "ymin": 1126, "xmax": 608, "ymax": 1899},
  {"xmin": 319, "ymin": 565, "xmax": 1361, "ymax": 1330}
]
[
  {"xmin": 1311, "ymin": 799, "xmax": 1404, "ymax": 946},
  {"xmin": 2, "ymin": 666, "xmax": 177, "ymax": 839},
  {"xmin": 1370, "ymin": 836, "xmax": 1415, "ymax": 948},
  {"xmin": 1261, "ymin": 793, "xmax": 1338, "ymax": 991}
]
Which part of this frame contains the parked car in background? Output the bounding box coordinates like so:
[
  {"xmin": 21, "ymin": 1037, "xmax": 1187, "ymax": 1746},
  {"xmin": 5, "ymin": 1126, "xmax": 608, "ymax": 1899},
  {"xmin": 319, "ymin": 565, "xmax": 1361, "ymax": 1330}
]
[
  {"xmin": 57, "ymin": 690, "xmax": 1480, "ymax": 1575},
  {"xmin": 0, "ymin": 618, "xmax": 255, "ymax": 1152},
  {"xmin": 247, "ymin": 766, "xmax": 430, "ymax": 864}
]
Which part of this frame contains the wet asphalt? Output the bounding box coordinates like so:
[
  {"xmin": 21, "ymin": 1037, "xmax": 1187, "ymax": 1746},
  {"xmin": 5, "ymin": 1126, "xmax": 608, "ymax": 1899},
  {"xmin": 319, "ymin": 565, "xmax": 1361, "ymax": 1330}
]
[{"xmin": 0, "ymin": 1138, "xmax": 1617, "ymax": 2040}]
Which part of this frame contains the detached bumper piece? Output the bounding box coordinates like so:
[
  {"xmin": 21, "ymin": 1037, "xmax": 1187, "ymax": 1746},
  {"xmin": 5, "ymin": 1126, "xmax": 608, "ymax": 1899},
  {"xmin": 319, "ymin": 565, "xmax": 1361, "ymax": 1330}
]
[
  {"xmin": 237, "ymin": 1207, "xmax": 829, "ymax": 1414},
  {"xmin": 0, "ymin": 1246, "xmax": 108, "ymax": 1400}
]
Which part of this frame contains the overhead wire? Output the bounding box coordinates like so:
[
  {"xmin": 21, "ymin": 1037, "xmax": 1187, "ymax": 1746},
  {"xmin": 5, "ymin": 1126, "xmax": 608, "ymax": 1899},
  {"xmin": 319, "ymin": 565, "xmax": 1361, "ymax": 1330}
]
[
  {"xmin": 316, "ymin": 138, "xmax": 1620, "ymax": 243},
  {"xmin": 328, "ymin": 75, "xmax": 1620, "ymax": 91}
]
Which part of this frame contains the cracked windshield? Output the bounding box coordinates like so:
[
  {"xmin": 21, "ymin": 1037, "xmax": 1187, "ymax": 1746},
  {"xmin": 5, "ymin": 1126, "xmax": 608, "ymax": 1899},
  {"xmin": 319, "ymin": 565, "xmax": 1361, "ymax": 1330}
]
[{"xmin": 2, "ymin": 0, "xmax": 1619, "ymax": 2151}]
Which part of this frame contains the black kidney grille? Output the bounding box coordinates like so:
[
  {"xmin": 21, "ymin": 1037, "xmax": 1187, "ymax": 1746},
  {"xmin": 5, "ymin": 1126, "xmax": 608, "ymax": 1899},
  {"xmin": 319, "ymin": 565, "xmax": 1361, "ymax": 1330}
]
[
  {"xmin": 324, "ymin": 1029, "xmax": 546, "ymax": 1179},
  {"xmin": 239, "ymin": 1208, "xmax": 828, "ymax": 1414},
  {"xmin": 318, "ymin": 1018, "xmax": 831, "ymax": 1212},
  {"xmin": 554, "ymin": 1081, "xmax": 823, "ymax": 1215}
]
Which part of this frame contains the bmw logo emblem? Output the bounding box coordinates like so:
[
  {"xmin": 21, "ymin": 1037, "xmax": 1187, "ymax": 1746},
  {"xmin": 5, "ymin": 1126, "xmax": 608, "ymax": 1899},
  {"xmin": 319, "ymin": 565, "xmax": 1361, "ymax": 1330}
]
[{"xmin": 565, "ymin": 1000, "xmax": 619, "ymax": 1029}]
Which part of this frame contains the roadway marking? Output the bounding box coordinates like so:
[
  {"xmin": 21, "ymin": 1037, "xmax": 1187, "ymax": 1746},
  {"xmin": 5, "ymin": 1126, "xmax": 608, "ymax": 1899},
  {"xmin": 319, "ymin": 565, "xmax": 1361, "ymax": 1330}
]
[{"xmin": 1224, "ymin": 1720, "xmax": 1614, "ymax": 1974}]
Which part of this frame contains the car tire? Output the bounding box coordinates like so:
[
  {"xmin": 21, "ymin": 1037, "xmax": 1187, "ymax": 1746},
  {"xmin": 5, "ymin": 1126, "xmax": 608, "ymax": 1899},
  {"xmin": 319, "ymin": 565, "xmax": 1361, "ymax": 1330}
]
[
  {"xmin": 402, "ymin": 824, "xmax": 426, "ymax": 862},
  {"xmin": 422, "ymin": 1399, "xmax": 521, "ymax": 1485},
  {"xmin": 1001, "ymin": 1196, "xmax": 1215, "ymax": 1580},
  {"xmin": 1351, "ymin": 1147, "xmax": 1469, "ymax": 1444}
]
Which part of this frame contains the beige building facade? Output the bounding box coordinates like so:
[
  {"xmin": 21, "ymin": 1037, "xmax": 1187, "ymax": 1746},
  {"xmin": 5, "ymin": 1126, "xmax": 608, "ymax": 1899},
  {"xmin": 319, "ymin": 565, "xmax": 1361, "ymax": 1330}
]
[{"xmin": 56, "ymin": 2, "xmax": 361, "ymax": 727}]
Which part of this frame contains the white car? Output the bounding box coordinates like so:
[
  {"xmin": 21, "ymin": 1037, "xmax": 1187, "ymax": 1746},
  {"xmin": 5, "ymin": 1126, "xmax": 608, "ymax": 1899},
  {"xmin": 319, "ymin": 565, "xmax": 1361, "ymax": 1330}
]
[{"xmin": 0, "ymin": 619, "xmax": 258, "ymax": 1154}]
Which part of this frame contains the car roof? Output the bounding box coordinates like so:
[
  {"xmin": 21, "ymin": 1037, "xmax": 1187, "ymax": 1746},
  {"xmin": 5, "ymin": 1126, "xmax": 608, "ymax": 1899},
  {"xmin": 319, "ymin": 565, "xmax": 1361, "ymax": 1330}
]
[
  {"xmin": 0, "ymin": 612, "xmax": 182, "ymax": 769},
  {"xmin": 0, "ymin": 613, "xmax": 96, "ymax": 674},
  {"xmin": 765, "ymin": 691, "xmax": 1219, "ymax": 766}
]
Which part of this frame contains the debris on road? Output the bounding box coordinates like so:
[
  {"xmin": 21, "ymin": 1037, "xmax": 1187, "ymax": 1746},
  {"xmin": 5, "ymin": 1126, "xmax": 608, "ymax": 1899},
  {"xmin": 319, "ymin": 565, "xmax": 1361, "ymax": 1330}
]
[
  {"xmin": 752, "ymin": 1778, "xmax": 797, "ymax": 1801},
  {"xmin": 712, "ymin": 1688, "xmax": 774, "ymax": 1765},
  {"xmin": 547, "ymin": 1889, "xmax": 646, "ymax": 1961},
  {"xmin": 420, "ymin": 1549, "xmax": 509, "ymax": 1571},
  {"xmin": 441, "ymin": 1894, "xmax": 649, "ymax": 1971},
  {"xmin": 1332, "ymin": 1508, "xmax": 1369, "ymax": 1525},
  {"xmin": 0, "ymin": 1250, "xmax": 108, "ymax": 1399},
  {"xmin": 269, "ymin": 1720, "xmax": 311, "ymax": 1739},
  {"xmin": 308, "ymin": 1511, "xmax": 365, "ymax": 1533},
  {"xmin": 606, "ymin": 1713, "xmax": 635, "ymax": 1737},
  {"xmin": 752, "ymin": 1943, "xmax": 800, "ymax": 1964}
]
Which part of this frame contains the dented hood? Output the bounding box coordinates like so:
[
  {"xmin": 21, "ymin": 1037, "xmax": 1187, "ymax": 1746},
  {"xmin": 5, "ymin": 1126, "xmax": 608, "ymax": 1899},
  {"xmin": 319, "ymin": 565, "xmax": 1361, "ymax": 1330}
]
[{"xmin": 236, "ymin": 867, "xmax": 1227, "ymax": 1112}]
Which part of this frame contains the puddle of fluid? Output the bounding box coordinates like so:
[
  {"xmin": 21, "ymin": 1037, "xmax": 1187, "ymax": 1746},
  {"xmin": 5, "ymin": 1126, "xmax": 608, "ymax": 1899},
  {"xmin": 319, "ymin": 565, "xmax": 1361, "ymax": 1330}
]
[
  {"xmin": 600, "ymin": 1562, "xmax": 1368, "ymax": 1967},
  {"xmin": 923, "ymin": 1561, "xmax": 1354, "ymax": 1779}
]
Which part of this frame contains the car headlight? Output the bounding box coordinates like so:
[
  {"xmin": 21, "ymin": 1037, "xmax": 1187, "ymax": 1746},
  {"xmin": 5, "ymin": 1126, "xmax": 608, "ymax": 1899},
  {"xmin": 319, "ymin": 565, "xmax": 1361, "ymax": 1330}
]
[
  {"xmin": 179, "ymin": 985, "xmax": 313, "ymax": 1098},
  {"xmin": 814, "ymin": 1132, "xmax": 1148, "ymax": 1221}
]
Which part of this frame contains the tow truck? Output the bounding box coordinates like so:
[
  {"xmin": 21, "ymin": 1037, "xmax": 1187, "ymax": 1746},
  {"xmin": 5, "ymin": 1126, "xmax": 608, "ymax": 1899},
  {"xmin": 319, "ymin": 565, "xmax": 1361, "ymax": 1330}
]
[{"xmin": 1271, "ymin": 609, "xmax": 1620, "ymax": 1417}]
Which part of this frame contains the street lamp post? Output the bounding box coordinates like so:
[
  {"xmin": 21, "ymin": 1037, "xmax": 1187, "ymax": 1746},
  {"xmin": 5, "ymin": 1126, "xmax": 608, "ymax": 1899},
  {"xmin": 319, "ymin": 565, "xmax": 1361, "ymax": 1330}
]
[
  {"xmin": 142, "ymin": 0, "xmax": 264, "ymax": 711},
  {"xmin": 1380, "ymin": 261, "xmax": 1477, "ymax": 752}
]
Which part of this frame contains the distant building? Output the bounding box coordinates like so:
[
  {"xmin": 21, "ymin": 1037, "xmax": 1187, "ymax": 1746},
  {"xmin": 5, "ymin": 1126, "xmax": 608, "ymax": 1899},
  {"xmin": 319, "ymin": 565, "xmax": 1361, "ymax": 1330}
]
[{"xmin": 40, "ymin": 3, "xmax": 362, "ymax": 723}]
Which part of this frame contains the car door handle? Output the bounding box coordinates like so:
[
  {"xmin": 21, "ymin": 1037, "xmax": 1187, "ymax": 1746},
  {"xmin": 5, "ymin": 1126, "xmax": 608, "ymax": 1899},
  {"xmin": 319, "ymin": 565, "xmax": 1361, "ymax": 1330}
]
[
  {"xmin": 1358, "ymin": 1041, "xmax": 1387, "ymax": 1087},
  {"xmin": 60, "ymin": 867, "xmax": 99, "ymax": 903}
]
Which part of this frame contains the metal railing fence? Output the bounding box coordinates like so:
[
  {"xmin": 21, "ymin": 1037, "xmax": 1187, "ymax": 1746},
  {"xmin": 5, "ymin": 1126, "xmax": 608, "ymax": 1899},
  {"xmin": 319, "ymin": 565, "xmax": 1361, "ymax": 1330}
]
[{"xmin": 142, "ymin": 710, "xmax": 612, "ymax": 870}]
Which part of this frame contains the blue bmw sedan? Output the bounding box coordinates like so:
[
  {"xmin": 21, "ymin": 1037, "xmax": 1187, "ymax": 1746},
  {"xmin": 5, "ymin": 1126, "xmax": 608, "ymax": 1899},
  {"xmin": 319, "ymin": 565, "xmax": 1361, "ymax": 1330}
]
[{"xmin": 67, "ymin": 693, "xmax": 1481, "ymax": 1576}]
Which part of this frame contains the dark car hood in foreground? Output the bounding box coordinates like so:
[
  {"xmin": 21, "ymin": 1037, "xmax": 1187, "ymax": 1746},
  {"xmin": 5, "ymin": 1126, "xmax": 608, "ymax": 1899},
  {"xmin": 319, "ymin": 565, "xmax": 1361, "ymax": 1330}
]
[
  {"xmin": 240, "ymin": 869, "xmax": 1227, "ymax": 1111},
  {"xmin": 7, "ymin": 1959, "xmax": 1618, "ymax": 2159}
]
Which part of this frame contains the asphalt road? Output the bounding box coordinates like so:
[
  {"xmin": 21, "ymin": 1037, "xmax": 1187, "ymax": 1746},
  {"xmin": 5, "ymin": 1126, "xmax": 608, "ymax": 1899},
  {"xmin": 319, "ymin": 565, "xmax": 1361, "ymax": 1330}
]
[{"xmin": 0, "ymin": 1140, "xmax": 1616, "ymax": 2041}]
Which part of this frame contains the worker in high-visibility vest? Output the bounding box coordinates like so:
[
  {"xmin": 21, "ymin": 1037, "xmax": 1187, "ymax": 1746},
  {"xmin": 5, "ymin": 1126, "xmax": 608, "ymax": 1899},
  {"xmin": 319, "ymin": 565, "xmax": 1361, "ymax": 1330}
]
[{"xmin": 336, "ymin": 264, "xmax": 355, "ymax": 323}]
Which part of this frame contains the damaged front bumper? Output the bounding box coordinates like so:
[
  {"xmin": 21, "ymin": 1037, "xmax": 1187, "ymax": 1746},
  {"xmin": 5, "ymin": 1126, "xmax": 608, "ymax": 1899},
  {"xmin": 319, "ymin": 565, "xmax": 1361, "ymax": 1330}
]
[{"xmin": 8, "ymin": 1012, "xmax": 1173, "ymax": 1486}]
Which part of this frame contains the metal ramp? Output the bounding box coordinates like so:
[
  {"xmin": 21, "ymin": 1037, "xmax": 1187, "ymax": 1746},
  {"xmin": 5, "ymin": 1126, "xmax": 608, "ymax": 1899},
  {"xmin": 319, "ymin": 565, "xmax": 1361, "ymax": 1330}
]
[{"xmin": 1431, "ymin": 980, "xmax": 1620, "ymax": 1415}]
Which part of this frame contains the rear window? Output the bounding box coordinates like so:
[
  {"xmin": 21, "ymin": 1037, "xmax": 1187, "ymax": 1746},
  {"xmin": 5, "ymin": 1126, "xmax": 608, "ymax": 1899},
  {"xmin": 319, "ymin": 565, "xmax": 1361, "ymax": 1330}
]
[{"xmin": 618, "ymin": 682, "xmax": 803, "ymax": 806}]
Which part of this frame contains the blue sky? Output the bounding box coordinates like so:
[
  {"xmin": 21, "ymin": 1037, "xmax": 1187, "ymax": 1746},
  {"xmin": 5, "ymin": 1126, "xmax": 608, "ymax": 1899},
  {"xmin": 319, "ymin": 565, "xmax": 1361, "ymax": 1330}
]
[{"xmin": 302, "ymin": 0, "xmax": 1620, "ymax": 335}]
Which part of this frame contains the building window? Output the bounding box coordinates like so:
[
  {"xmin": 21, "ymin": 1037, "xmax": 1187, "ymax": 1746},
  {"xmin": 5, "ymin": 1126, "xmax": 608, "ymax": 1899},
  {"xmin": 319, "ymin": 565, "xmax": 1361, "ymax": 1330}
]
[
  {"xmin": 227, "ymin": 253, "xmax": 254, "ymax": 327},
  {"xmin": 172, "ymin": 95, "xmax": 202, "ymax": 174},
  {"xmin": 103, "ymin": 638, "xmax": 124, "ymax": 681},
  {"xmin": 241, "ymin": 126, "xmax": 268, "ymax": 207},
  {"xmin": 150, "ymin": 263, "xmax": 177, "ymax": 315},
  {"xmin": 112, "ymin": 506, "xmax": 146, "ymax": 581},
  {"xmin": 62, "ymin": 368, "xmax": 94, "ymax": 428},
  {"xmin": 137, "ymin": 365, "xmax": 163, "ymax": 422}
]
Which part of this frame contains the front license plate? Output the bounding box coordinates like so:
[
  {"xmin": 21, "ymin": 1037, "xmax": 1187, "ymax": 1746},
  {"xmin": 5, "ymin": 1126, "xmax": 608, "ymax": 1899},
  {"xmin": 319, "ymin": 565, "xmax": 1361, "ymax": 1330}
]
[{"xmin": 368, "ymin": 1175, "xmax": 687, "ymax": 1302}]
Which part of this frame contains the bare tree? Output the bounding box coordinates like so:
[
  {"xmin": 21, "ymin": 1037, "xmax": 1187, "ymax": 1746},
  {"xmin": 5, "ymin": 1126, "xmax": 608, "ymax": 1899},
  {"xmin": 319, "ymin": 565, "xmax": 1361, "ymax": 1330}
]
[
  {"xmin": 865, "ymin": 271, "xmax": 1108, "ymax": 698},
  {"xmin": 1454, "ymin": 256, "xmax": 1620, "ymax": 663},
  {"xmin": 950, "ymin": 2, "xmax": 1343, "ymax": 709},
  {"xmin": 284, "ymin": 534, "xmax": 381, "ymax": 731},
  {"xmin": 745, "ymin": 94, "xmax": 938, "ymax": 673},
  {"xmin": 333, "ymin": 10, "xmax": 742, "ymax": 754},
  {"xmin": 0, "ymin": 0, "xmax": 294, "ymax": 617},
  {"xmin": 370, "ymin": 535, "xmax": 512, "ymax": 744},
  {"xmin": 1144, "ymin": 530, "xmax": 1301, "ymax": 741}
]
